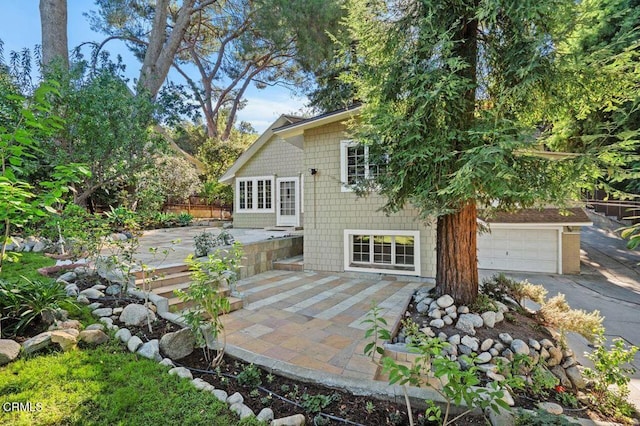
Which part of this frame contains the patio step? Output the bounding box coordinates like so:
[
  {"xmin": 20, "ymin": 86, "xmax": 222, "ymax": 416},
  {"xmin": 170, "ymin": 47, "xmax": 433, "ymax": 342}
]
[
  {"xmin": 135, "ymin": 271, "xmax": 193, "ymax": 290},
  {"xmin": 273, "ymin": 255, "xmax": 304, "ymax": 271},
  {"xmin": 132, "ymin": 263, "xmax": 190, "ymax": 280}
]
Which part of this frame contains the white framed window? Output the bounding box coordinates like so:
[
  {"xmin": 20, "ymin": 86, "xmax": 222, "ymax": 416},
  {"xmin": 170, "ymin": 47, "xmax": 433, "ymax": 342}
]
[
  {"xmin": 236, "ymin": 176, "xmax": 274, "ymax": 212},
  {"xmin": 340, "ymin": 140, "xmax": 386, "ymax": 192},
  {"xmin": 344, "ymin": 229, "xmax": 421, "ymax": 276}
]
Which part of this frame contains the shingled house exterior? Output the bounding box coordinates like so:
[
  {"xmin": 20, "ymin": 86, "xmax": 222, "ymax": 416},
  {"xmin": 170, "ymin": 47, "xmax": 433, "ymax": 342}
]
[{"xmin": 220, "ymin": 106, "xmax": 591, "ymax": 276}]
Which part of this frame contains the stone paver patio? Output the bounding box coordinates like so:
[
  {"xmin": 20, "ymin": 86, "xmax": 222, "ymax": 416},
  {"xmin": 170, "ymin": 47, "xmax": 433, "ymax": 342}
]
[{"xmin": 223, "ymin": 270, "xmax": 429, "ymax": 380}]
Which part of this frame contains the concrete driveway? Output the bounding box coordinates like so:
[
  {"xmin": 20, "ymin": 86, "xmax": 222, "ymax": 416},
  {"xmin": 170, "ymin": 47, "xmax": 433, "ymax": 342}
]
[{"xmin": 480, "ymin": 212, "xmax": 640, "ymax": 410}]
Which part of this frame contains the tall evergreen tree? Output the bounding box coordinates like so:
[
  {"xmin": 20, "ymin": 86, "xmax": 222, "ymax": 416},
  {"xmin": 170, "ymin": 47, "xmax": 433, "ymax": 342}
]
[{"xmin": 342, "ymin": 0, "xmax": 638, "ymax": 304}]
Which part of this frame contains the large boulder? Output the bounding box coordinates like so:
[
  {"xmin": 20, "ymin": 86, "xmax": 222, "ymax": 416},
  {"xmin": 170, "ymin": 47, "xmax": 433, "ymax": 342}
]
[
  {"xmin": 0, "ymin": 339, "xmax": 21, "ymax": 366},
  {"xmin": 119, "ymin": 303, "xmax": 156, "ymax": 327},
  {"xmin": 50, "ymin": 329, "xmax": 78, "ymax": 351},
  {"xmin": 22, "ymin": 332, "xmax": 52, "ymax": 355},
  {"xmin": 159, "ymin": 328, "xmax": 196, "ymax": 360}
]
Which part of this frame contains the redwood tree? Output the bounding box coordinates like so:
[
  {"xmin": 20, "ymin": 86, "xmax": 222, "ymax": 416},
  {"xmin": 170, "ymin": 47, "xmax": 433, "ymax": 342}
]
[{"xmin": 341, "ymin": 0, "xmax": 635, "ymax": 304}]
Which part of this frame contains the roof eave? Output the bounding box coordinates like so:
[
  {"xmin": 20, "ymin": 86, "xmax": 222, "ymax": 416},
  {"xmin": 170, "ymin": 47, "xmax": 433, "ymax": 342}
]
[{"xmin": 273, "ymin": 105, "xmax": 362, "ymax": 139}]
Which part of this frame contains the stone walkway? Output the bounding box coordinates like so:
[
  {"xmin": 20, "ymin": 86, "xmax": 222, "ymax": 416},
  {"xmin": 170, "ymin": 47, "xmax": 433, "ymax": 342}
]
[{"xmin": 222, "ymin": 270, "xmax": 427, "ymax": 379}]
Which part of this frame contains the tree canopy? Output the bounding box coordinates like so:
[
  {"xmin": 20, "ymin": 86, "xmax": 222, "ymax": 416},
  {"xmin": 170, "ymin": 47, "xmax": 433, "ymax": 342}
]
[{"xmin": 341, "ymin": 0, "xmax": 639, "ymax": 303}]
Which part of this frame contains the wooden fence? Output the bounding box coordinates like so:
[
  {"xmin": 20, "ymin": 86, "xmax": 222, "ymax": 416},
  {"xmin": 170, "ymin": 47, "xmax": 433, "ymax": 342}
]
[
  {"xmin": 164, "ymin": 196, "xmax": 232, "ymax": 219},
  {"xmin": 584, "ymin": 189, "xmax": 640, "ymax": 224}
]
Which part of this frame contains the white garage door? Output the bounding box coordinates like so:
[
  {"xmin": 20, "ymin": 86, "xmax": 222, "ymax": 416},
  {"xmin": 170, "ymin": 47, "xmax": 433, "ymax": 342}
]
[{"xmin": 477, "ymin": 228, "xmax": 559, "ymax": 273}]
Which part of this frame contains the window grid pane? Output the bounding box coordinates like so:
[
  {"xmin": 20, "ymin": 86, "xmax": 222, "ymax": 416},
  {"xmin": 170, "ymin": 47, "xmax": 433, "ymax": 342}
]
[
  {"xmin": 347, "ymin": 145, "xmax": 367, "ymax": 185},
  {"xmin": 395, "ymin": 237, "xmax": 415, "ymax": 265},
  {"xmin": 257, "ymin": 180, "xmax": 265, "ymax": 209},
  {"xmin": 280, "ymin": 181, "xmax": 295, "ymax": 216},
  {"xmin": 239, "ymin": 181, "xmax": 246, "ymax": 210},
  {"xmin": 264, "ymin": 180, "xmax": 272, "ymax": 209},
  {"xmin": 352, "ymin": 235, "xmax": 370, "ymax": 263},
  {"xmin": 373, "ymin": 235, "xmax": 392, "ymax": 264},
  {"xmin": 246, "ymin": 181, "xmax": 253, "ymax": 209}
]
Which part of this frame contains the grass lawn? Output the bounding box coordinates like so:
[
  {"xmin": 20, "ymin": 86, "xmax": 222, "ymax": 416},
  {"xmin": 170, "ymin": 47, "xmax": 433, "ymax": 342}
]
[
  {"xmin": 0, "ymin": 341, "xmax": 260, "ymax": 425},
  {"xmin": 0, "ymin": 252, "xmax": 56, "ymax": 283}
]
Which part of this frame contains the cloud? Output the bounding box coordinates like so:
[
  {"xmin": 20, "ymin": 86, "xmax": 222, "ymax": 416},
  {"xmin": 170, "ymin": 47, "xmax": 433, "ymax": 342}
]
[{"xmin": 236, "ymin": 90, "xmax": 310, "ymax": 133}]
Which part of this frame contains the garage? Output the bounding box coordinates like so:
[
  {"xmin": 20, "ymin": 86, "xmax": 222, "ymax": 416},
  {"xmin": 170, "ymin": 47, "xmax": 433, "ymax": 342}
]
[
  {"xmin": 477, "ymin": 208, "xmax": 593, "ymax": 274},
  {"xmin": 478, "ymin": 227, "xmax": 560, "ymax": 273}
]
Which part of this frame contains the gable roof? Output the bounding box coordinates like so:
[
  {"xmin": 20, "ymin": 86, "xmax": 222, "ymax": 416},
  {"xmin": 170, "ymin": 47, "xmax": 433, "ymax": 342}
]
[
  {"xmin": 218, "ymin": 114, "xmax": 304, "ymax": 184},
  {"xmin": 481, "ymin": 208, "xmax": 592, "ymax": 226},
  {"xmin": 273, "ymin": 103, "xmax": 362, "ymax": 142}
]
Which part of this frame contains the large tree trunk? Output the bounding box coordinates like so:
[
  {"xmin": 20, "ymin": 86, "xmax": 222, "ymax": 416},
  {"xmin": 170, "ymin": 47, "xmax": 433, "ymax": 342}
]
[
  {"xmin": 436, "ymin": 201, "xmax": 478, "ymax": 305},
  {"xmin": 39, "ymin": 0, "xmax": 69, "ymax": 71},
  {"xmin": 138, "ymin": 0, "xmax": 198, "ymax": 98},
  {"xmin": 434, "ymin": 5, "xmax": 480, "ymax": 305}
]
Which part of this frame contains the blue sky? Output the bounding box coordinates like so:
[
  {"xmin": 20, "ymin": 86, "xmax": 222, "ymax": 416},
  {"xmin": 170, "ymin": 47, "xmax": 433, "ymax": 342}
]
[{"xmin": 0, "ymin": 1, "xmax": 308, "ymax": 133}]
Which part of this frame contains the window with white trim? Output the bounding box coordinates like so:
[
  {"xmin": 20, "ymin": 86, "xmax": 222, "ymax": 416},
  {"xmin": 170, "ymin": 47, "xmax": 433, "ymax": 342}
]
[
  {"xmin": 344, "ymin": 230, "xmax": 420, "ymax": 275},
  {"xmin": 236, "ymin": 177, "xmax": 273, "ymax": 212},
  {"xmin": 340, "ymin": 140, "xmax": 387, "ymax": 191}
]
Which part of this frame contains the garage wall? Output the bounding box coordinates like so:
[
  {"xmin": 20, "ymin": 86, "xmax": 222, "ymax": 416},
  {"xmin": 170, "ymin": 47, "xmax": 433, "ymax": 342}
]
[{"xmin": 562, "ymin": 229, "xmax": 581, "ymax": 274}]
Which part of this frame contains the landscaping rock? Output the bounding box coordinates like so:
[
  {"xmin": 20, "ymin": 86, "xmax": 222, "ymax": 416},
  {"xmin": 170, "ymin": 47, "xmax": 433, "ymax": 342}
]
[
  {"xmin": 487, "ymin": 371, "xmax": 506, "ymax": 382},
  {"xmin": 127, "ymin": 336, "xmax": 143, "ymax": 352},
  {"xmin": 64, "ymin": 283, "xmax": 79, "ymax": 296},
  {"xmin": 192, "ymin": 378, "xmax": 214, "ymax": 391},
  {"xmin": 436, "ymin": 294, "xmax": 454, "ymax": 308},
  {"xmin": 78, "ymin": 330, "xmax": 109, "ymax": 346},
  {"xmin": 92, "ymin": 308, "xmax": 113, "ymax": 318},
  {"xmin": 540, "ymin": 338, "xmax": 554, "ymax": 349},
  {"xmin": 537, "ymin": 402, "xmax": 563, "ymax": 415},
  {"xmin": 480, "ymin": 311, "xmax": 496, "ymax": 328},
  {"xmin": 76, "ymin": 295, "xmax": 90, "ymax": 305},
  {"xmin": 480, "ymin": 338, "xmax": 494, "ymax": 352},
  {"xmin": 50, "ymin": 330, "xmax": 78, "ymax": 351},
  {"xmin": 499, "ymin": 333, "xmax": 513, "ymax": 345},
  {"xmin": 442, "ymin": 315, "xmax": 453, "ymax": 325},
  {"xmin": 168, "ymin": 366, "xmax": 193, "ymax": 380},
  {"xmin": 51, "ymin": 319, "xmax": 82, "ymax": 331},
  {"xmin": 416, "ymin": 300, "xmax": 430, "ymax": 314},
  {"xmin": 22, "ymin": 332, "xmax": 52, "ymax": 355},
  {"xmin": 80, "ymin": 288, "xmax": 104, "ymax": 299},
  {"xmin": 159, "ymin": 328, "xmax": 196, "ymax": 360},
  {"xmin": 58, "ymin": 271, "xmax": 77, "ymax": 283},
  {"xmin": 476, "ymin": 352, "xmax": 492, "ymax": 364},
  {"xmin": 257, "ymin": 408, "xmax": 275, "ymax": 423},
  {"xmin": 428, "ymin": 309, "xmax": 442, "ymax": 319},
  {"xmin": 159, "ymin": 358, "xmax": 175, "ymax": 368},
  {"xmin": 565, "ymin": 366, "xmax": 586, "ymax": 390},
  {"xmin": 547, "ymin": 346, "xmax": 563, "ymax": 367},
  {"xmin": 230, "ymin": 403, "xmax": 254, "ymax": 419},
  {"xmin": 456, "ymin": 313, "xmax": 482, "ymax": 335},
  {"xmin": 105, "ymin": 284, "xmax": 121, "ymax": 296},
  {"xmin": 227, "ymin": 392, "xmax": 244, "ymax": 405},
  {"xmin": 528, "ymin": 338, "xmax": 541, "ymax": 351},
  {"xmin": 458, "ymin": 306, "xmax": 469, "ymax": 314},
  {"xmin": 562, "ymin": 356, "xmax": 576, "ymax": 369},
  {"xmin": 448, "ymin": 334, "xmax": 461, "ymax": 346},
  {"xmin": 137, "ymin": 339, "xmax": 161, "ymax": 361},
  {"xmin": 119, "ymin": 303, "xmax": 156, "ymax": 327},
  {"xmin": 551, "ymin": 365, "xmax": 572, "ymax": 388},
  {"xmin": 461, "ymin": 335, "xmax": 479, "ymax": 352},
  {"xmin": 115, "ymin": 328, "xmax": 132, "ymax": 343},
  {"xmin": 211, "ymin": 389, "xmax": 228, "ymax": 403},
  {"xmin": 429, "ymin": 319, "xmax": 445, "ymax": 329},
  {"xmin": 511, "ymin": 339, "xmax": 530, "ymax": 356},
  {"xmin": 0, "ymin": 339, "xmax": 21, "ymax": 366},
  {"xmin": 271, "ymin": 414, "xmax": 306, "ymax": 426},
  {"xmin": 86, "ymin": 323, "xmax": 105, "ymax": 331}
]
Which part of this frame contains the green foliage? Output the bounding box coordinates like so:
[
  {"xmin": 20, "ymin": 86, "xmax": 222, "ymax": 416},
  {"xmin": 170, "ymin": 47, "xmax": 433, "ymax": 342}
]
[
  {"xmin": 177, "ymin": 212, "xmax": 193, "ymax": 227},
  {"xmin": 47, "ymin": 64, "xmax": 166, "ymax": 205},
  {"xmin": 469, "ymin": 293, "xmax": 498, "ymax": 313},
  {"xmin": 104, "ymin": 206, "xmax": 139, "ymax": 232},
  {"xmin": 301, "ymin": 392, "xmax": 341, "ymax": 414},
  {"xmin": 0, "ymin": 252, "xmax": 55, "ymax": 283},
  {"xmin": 0, "ymin": 278, "xmax": 72, "ymax": 338},
  {"xmin": 556, "ymin": 390, "xmax": 579, "ymax": 409},
  {"xmin": 0, "ymin": 78, "xmax": 89, "ymax": 271},
  {"xmin": 175, "ymin": 243, "xmax": 243, "ymax": 368},
  {"xmin": 529, "ymin": 366, "xmax": 560, "ymax": 399},
  {"xmin": 361, "ymin": 302, "xmax": 392, "ymax": 362},
  {"xmin": 236, "ymin": 363, "xmax": 262, "ymax": 388},
  {"xmin": 0, "ymin": 343, "xmax": 260, "ymax": 425},
  {"xmin": 582, "ymin": 337, "xmax": 639, "ymax": 422},
  {"xmin": 514, "ymin": 408, "xmax": 579, "ymax": 425}
]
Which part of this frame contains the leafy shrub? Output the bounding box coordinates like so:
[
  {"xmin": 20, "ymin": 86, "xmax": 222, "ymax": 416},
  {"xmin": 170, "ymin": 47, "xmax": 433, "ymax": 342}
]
[
  {"xmin": 105, "ymin": 206, "xmax": 139, "ymax": 231},
  {"xmin": 469, "ymin": 293, "xmax": 498, "ymax": 313},
  {"xmin": 177, "ymin": 212, "xmax": 193, "ymax": 226},
  {"xmin": 236, "ymin": 363, "xmax": 262, "ymax": 388},
  {"xmin": 582, "ymin": 337, "xmax": 639, "ymax": 422},
  {"xmin": 538, "ymin": 294, "xmax": 604, "ymax": 342},
  {"xmin": 0, "ymin": 278, "xmax": 72, "ymax": 337}
]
